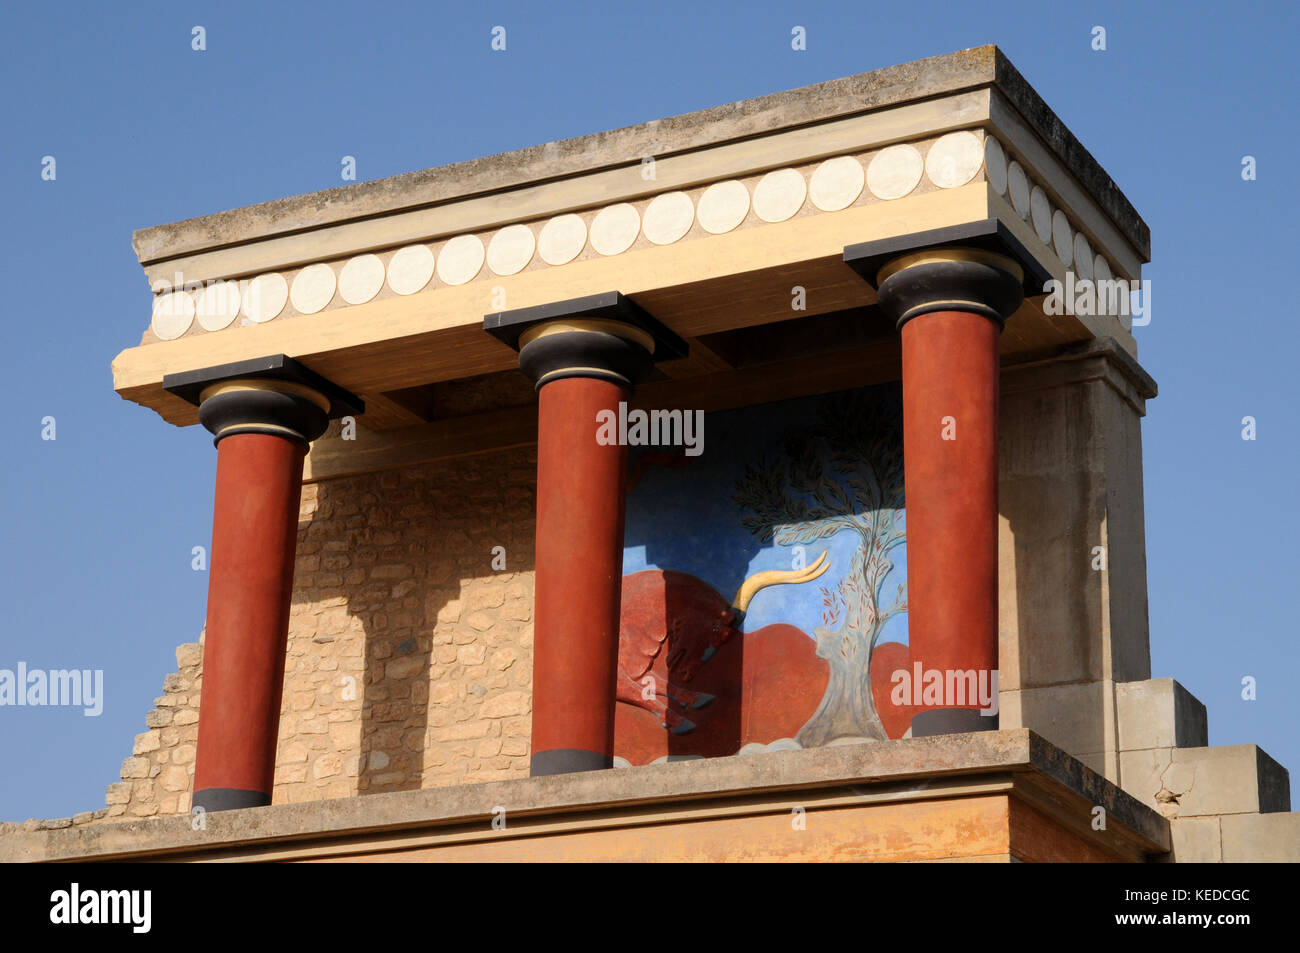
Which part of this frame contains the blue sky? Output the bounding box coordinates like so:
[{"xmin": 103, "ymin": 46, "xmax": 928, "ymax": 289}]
[{"xmin": 1, "ymin": 0, "xmax": 1296, "ymax": 821}]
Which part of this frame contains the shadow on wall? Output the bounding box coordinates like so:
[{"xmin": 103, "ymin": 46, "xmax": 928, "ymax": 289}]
[{"xmin": 284, "ymin": 447, "xmax": 537, "ymax": 801}]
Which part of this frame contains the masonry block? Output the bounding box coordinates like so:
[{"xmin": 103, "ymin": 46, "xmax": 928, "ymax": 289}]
[
  {"xmin": 1116, "ymin": 678, "xmax": 1207, "ymax": 751},
  {"xmin": 1120, "ymin": 744, "xmax": 1291, "ymax": 819}
]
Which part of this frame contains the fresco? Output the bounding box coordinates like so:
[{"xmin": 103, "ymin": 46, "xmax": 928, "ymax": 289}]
[{"xmin": 615, "ymin": 382, "xmax": 912, "ymax": 765}]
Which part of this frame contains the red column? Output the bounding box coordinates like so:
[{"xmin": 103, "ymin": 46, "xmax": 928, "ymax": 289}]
[
  {"xmin": 845, "ymin": 240, "xmax": 1026, "ymax": 736},
  {"xmin": 530, "ymin": 377, "xmax": 630, "ymax": 774},
  {"xmin": 166, "ymin": 359, "xmax": 354, "ymax": 813},
  {"xmin": 901, "ymin": 310, "xmax": 1000, "ymax": 732},
  {"xmin": 192, "ymin": 432, "xmax": 307, "ymax": 810},
  {"xmin": 483, "ymin": 295, "xmax": 683, "ymax": 775}
]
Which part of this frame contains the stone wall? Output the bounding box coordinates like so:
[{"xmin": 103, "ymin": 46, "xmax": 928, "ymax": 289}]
[{"xmin": 79, "ymin": 446, "xmax": 538, "ymax": 824}]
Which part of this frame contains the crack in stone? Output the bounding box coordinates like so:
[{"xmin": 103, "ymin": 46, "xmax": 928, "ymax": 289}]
[{"xmin": 1154, "ymin": 759, "xmax": 1195, "ymax": 819}]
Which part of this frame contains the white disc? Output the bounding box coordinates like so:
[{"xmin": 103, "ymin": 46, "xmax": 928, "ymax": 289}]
[
  {"xmin": 1051, "ymin": 210, "xmax": 1074, "ymax": 267},
  {"xmin": 338, "ymin": 254, "xmax": 385, "ymax": 305},
  {"xmin": 194, "ymin": 281, "xmax": 241, "ymax": 331},
  {"xmin": 437, "ymin": 235, "xmax": 486, "ymax": 285},
  {"xmin": 590, "ymin": 203, "xmax": 640, "ymax": 256},
  {"xmin": 641, "ymin": 191, "xmax": 694, "ymax": 245},
  {"xmin": 486, "ymin": 224, "xmax": 537, "ymax": 276},
  {"xmin": 809, "ymin": 156, "xmax": 864, "ymax": 211},
  {"xmin": 697, "ymin": 180, "xmax": 750, "ymax": 234},
  {"xmin": 984, "ymin": 136, "xmax": 1008, "ymax": 195},
  {"xmin": 152, "ymin": 290, "xmax": 195, "ymax": 340},
  {"xmin": 1030, "ymin": 186, "xmax": 1053, "ymax": 245},
  {"xmin": 538, "ymin": 214, "xmax": 587, "ymax": 265},
  {"xmin": 387, "ymin": 244, "xmax": 435, "ymax": 295},
  {"xmin": 290, "ymin": 263, "xmax": 337, "ymax": 314},
  {"xmin": 926, "ymin": 131, "xmax": 983, "ymax": 189},
  {"xmin": 1094, "ymin": 254, "xmax": 1112, "ymax": 283},
  {"xmin": 866, "ymin": 144, "xmax": 923, "ymax": 200},
  {"xmin": 241, "ymin": 273, "xmax": 288, "ymax": 323},
  {"xmin": 1072, "ymin": 233, "xmax": 1094, "ymax": 280},
  {"xmin": 1008, "ymin": 161, "xmax": 1031, "ymax": 219},
  {"xmin": 752, "ymin": 168, "xmax": 806, "ymax": 222}
]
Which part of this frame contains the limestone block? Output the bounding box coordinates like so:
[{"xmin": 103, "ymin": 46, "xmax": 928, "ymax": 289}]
[
  {"xmin": 175, "ymin": 643, "xmax": 203, "ymax": 669},
  {"xmin": 160, "ymin": 765, "xmax": 190, "ymax": 793},
  {"xmin": 998, "ymin": 345, "xmax": 1154, "ymax": 691},
  {"xmin": 998, "ymin": 680, "xmax": 1114, "ymax": 766},
  {"xmin": 1220, "ymin": 812, "xmax": 1300, "ymax": 862},
  {"xmin": 1160, "ymin": 817, "xmax": 1221, "ymax": 863},
  {"xmin": 1115, "ymin": 678, "xmax": 1207, "ymax": 751},
  {"xmin": 1120, "ymin": 744, "xmax": 1291, "ymax": 818},
  {"xmin": 480, "ymin": 691, "xmax": 529, "ymax": 719}
]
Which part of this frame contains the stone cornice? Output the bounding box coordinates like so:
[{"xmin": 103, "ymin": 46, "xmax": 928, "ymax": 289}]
[
  {"xmin": 0, "ymin": 730, "xmax": 1169, "ymax": 862},
  {"xmin": 131, "ymin": 46, "xmax": 1147, "ymax": 279}
]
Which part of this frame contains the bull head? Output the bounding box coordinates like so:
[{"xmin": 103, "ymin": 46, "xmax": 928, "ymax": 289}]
[{"xmin": 699, "ymin": 552, "xmax": 831, "ymax": 662}]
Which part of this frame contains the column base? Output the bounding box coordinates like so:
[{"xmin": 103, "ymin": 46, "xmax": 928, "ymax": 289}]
[
  {"xmin": 530, "ymin": 749, "xmax": 614, "ymax": 777},
  {"xmin": 192, "ymin": 787, "xmax": 272, "ymax": 812},
  {"xmin": 911, "ymin": 709, "xmax": 999, "ymax": 737}
]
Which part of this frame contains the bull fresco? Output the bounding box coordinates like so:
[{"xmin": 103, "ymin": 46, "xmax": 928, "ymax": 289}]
[{"xmin": 615, "ymin": 382, "xmax": 911, "ymax": 765}]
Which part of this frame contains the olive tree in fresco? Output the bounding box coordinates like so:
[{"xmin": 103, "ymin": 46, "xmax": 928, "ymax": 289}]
[{"xmin": 732, "ymin": 388, "xmax": 906, "ymax": 745}]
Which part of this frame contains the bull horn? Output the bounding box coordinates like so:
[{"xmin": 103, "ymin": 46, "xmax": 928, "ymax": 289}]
[{"xmin": 731, "ymin": 551, "xmax": 830, "ymax": 614}]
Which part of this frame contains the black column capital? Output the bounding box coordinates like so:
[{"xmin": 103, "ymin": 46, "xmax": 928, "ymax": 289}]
[
  {"xmin": 485, "ymin": 291, "xmax": 687, "ymax": 390},
  {"xmin": 844, "ymin": 219, "xmax": 1049, "ymax": 330},
  {"xmin": 163, "ymin": 354, "xmax": 364, "ymax": 446}
]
